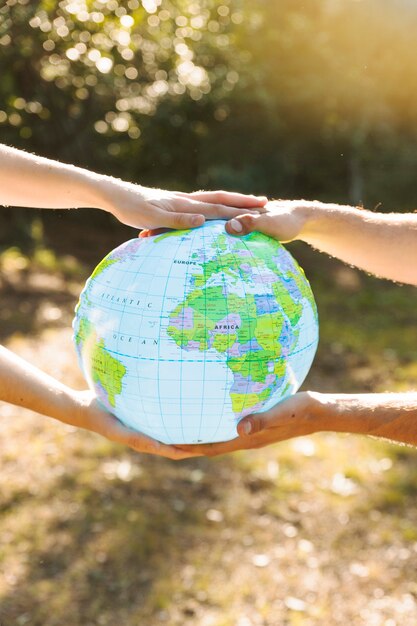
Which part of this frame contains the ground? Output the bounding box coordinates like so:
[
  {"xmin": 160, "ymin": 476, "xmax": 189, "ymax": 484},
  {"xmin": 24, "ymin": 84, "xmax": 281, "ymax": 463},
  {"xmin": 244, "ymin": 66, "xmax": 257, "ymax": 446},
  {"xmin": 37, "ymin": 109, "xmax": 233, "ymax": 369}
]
[{"xmin": 1, "ymin": 219, "xmax": 417, "ymax": 626}]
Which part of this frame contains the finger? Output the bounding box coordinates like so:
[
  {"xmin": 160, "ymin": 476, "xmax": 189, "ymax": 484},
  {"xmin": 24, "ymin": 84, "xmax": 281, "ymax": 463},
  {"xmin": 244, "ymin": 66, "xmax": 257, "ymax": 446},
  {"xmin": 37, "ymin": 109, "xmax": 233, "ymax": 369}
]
[
  {"xmin": 178, "ymin": 437, "xmax": 244, "ymax": 457},
  {"xmin": 103, "ymin": 417, "xmax": 201, "ymax": 459},
  {"xmin": 225, "ymin": 213, "xmax": 275, "ymax": 238},
  {"xmin": 154, "ymin": 209, "xmax": 206, "ymax": 230},
  {"xmin": 138, "ymin": 228, "xmax": 170, "ymax": 238},
  {"xmin": 177, "ymin": 190, "xmax": 268, "ymax": 208},
  {"xmin": 126, "ymin": 434, "xmax": 201, "ymax": 460},
  {"xmin": 236, "ymin": 397, "xmax": 297, "ymax": 438},
  {"xmin": 175, "ymin": 199, "xmax": 266, "ymax": 220}
]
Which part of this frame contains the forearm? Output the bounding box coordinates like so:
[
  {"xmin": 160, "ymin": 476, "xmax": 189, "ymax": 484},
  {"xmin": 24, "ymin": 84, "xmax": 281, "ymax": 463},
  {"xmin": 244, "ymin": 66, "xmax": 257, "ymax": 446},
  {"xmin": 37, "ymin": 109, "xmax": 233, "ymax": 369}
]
[
  {"xmin": 312, "ymin": 391, "xmax": 417, "ymax": 446},
  {"xmin": 0, "ymin": 345, "xmax": 77, "ymax": 424},
  {"xmin": 300, "ymin": 203, "xmax": 417, "ymax": 285},
  {"xmin": 0, "ymin": 144, "xmax": 111, "ymax": 211}
]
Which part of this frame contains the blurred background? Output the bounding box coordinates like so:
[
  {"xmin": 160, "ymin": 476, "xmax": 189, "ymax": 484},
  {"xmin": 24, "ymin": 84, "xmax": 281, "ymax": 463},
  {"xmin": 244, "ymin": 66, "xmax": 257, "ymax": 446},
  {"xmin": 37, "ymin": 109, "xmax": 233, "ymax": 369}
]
[{"xmin": 1, "ymin": 1, "xmax": 417, "ymax": 625}]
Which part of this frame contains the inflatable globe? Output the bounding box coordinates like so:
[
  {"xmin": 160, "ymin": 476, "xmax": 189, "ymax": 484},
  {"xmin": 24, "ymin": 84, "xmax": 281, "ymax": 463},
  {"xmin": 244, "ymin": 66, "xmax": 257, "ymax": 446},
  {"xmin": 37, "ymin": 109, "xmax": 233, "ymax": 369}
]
[{"xmin": 73, "ymin": 220, "xmax": 318, "ymax": 444}]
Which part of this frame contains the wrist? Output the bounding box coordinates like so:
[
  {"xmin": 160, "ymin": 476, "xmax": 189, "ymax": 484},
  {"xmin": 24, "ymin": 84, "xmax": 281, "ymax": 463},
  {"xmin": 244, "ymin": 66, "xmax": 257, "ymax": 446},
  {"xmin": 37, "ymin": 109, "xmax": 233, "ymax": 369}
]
[
  {"xmin": 297, "ymin": 201, "xmax": 360, "ymax": 244},
  {"xmin": 74, "ymin": 169, "xmax": 115, "ymax": 212},
  {"xmin": 303, "ymin": 390, "xmax": 333, "ymax": 433},
  {"xmin": 45, "ymin": 385, "xmax": 81, "ymax": 425},
  {"xmin": 307, "ymin": 392, "xmax": 385, "ymax": 437},
  {"xmin": 84, "ymin": 174, "xmax": 147, "ymax": 218}
]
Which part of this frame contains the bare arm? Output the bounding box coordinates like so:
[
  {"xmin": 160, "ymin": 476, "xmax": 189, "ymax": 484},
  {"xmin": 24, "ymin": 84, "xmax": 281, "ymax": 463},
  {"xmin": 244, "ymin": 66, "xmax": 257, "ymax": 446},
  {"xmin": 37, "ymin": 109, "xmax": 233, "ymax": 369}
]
[
  {"xmin": 0, "ymin": 144, "xmax": 103, "ymax": 211},
  {"xmin": 0, "ymin": 144, "xmax": 266, "ymax": 229},
  {"xmin": 313, "ymin": 391, "xmax": 417, "ymax": 445},
  {"xmin": 177, "ymin": 391, "xmax": 417, "ymax": 457},
  {"xmin": 0, "ymin": 345, "xmax": 197, "ymax": 460},
  {"xmin": 301, "ymin": 204, "xmax": 417, "ymax": 285},
  {"xmin": 226, "ymin": 201, "xmax": 417, "ymax": 286}
]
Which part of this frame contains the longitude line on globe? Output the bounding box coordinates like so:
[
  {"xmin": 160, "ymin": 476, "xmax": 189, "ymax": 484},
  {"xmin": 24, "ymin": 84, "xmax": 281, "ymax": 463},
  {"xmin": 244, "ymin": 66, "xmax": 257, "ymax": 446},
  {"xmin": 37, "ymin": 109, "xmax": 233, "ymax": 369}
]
[
  {"xmin": 98, "ymin": 240, "xmax": 151, "ymax": 429},
  {"xmin": 239, "ymin": 236, "xmax": 284, "ymax": 404},
  {"xmin": 193, "ymin": 225, "xmax": 209, "ymax": 443},
  {"xmin": 232, "ymin": 237, "xmax": 255, "ymax": 414},
  {"xmin": 177, "ymin": 227, "xmax": 199, "ymax": 443},
  {"xmin": 156, "ymin": 232, "xmax": 190, "ymax": 443},
  {"xmin": 209, "ymin": 233, "xmax": 253, "ymax": 440},
  {"xmin": 204, "ymin": 225, "xmax": 232, "ymax": 442},
  {"xmin": 131, "ymin": 237, "xmax": 159, "ymax": 431},
  {"xmin": 112, "ymin": 251, "xmax": 132, "ymax": 406}
]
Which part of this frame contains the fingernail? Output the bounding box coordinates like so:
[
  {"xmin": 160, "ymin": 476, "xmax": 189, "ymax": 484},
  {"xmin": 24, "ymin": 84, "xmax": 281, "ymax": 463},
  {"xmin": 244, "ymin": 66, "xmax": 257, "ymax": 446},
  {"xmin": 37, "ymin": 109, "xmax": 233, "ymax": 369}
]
[
  {"xmin": 242, "ymin": 421, "xmax": 252, "ymax": 435},
  {"xmin": 257, "ymin": 196, "xmax": 268, "ymax": 201},
  {"xmin": 230, "ymin": 218, "xmax": 243, "ymax": 232}
]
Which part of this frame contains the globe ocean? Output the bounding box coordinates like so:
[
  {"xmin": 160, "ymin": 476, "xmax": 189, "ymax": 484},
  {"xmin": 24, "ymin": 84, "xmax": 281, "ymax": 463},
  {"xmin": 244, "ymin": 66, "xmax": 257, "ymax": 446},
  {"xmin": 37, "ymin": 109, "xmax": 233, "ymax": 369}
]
[{"xmin": 73, "ymin": 220, "xmax": 319, "ymax": 444}]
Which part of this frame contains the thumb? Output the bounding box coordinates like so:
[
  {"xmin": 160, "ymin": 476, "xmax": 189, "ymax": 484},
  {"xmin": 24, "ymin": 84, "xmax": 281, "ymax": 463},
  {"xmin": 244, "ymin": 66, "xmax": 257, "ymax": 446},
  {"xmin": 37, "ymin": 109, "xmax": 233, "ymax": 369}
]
[
  {"xmin": 237, "ymin": 413, "xmax": 266, "ymax": 437},
  {"xmin": 226, "ymin": 213, "xmax": 274, "ymax": 237}
]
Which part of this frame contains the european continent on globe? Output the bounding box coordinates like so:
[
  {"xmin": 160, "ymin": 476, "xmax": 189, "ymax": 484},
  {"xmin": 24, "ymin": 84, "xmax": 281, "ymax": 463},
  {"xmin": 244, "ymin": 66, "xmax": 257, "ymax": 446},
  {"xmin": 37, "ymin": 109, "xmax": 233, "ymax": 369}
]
[{"xmin": 73, "ymin": 220, "xmax": 319, "ymax": 444}]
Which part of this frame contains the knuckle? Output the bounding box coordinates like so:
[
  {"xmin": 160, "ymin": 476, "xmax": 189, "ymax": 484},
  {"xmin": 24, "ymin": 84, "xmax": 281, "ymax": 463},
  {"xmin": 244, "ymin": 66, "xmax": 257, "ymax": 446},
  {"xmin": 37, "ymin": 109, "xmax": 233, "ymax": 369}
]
[
  {"xmin": 127, "ymin": 436, "xmax": 140, "ymax": 450},
  {"xmin": 208, "ymin": 192, "xmax": 222, "ymax": 204},
  {"xmin": 130, "ymin": 434, "xmax": 148, "ymax": 449},
  {"xmin": 244, "ymin": 417, "xmax": 264, "ymax": 435},
  {"xmin": 171, "ymin": 212, "xmax": 188, "ymax": 228},
  {"xmin": 242, "ymin": 214, "xmax": 256, "ymax": 225}
]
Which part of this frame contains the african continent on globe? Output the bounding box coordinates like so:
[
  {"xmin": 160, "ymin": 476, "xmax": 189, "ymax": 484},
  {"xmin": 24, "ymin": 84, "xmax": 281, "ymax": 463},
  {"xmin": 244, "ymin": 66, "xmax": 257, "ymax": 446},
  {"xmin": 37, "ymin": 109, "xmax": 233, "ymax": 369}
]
[{"xmin": 73, "ymin": 220, "xmax": 319, "ymax": 444}]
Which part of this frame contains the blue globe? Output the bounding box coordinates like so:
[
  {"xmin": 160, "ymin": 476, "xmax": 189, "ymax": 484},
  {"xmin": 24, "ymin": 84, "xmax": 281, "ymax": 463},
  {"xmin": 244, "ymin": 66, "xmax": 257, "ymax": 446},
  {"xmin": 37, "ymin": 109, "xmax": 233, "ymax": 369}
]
[{"xmin": 73, "ymin": 220, "xmax": 318, "ymax": 444}]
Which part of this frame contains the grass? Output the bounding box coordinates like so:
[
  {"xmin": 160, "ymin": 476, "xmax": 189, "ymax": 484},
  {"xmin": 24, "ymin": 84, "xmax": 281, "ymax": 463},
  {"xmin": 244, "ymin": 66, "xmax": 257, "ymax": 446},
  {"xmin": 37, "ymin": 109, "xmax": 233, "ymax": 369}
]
[{"xmin": 1, "ymin": 238, "xmax": 417, "ymax": 625}]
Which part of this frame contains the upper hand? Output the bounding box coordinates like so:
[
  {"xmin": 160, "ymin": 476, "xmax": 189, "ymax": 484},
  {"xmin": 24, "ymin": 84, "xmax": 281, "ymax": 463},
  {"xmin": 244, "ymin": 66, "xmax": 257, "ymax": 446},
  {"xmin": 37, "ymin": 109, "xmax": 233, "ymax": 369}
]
[
  {"xmin": 175, "ymin": 392, "xmax": 321, "ymax": 458},
  {"xmin": 99, "ymin": 179, "xmax": 268, "ymax": 230},
  {"xmin": 72, "ymin": 390, "xmax": 202, "ymax": 460}
]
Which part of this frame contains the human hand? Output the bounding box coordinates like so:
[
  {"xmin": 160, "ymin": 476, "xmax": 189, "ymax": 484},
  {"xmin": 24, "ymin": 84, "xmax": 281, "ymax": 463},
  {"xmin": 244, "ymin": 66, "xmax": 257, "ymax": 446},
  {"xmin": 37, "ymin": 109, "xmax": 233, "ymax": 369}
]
[
  {"xmin": 224, "ymin": 199, "xmax": 321, "ymax": 242},
  {"xmin": 176, "ymin": 392, "xmax": 321, "ymax": 457},
  {"xmin": 71, "ymin": 390, "xmax": 201, "ymax": 460},
  {"xmin": 99, "ymin": 178, "xmax": 268, "ymax": 230}
]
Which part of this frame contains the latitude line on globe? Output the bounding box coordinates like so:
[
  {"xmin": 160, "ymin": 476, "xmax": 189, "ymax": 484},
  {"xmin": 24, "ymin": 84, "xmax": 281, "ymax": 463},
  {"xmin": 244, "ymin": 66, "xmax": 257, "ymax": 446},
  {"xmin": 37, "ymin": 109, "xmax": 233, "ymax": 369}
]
[{"xmin": 105, "ymin": 339, "xmax": 318, "ymax": 362}]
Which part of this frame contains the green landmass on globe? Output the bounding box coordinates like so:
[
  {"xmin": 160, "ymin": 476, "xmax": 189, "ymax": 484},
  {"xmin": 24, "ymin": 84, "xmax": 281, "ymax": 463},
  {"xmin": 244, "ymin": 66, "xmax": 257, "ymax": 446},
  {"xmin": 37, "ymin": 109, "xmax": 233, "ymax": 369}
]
[
  {"xmin": 164, "ymin": 231, "xmax": 313, "ymax": 415},
  {"xmin": 75, "ymin": 317, "xmax": 126, "ymax": 409}
]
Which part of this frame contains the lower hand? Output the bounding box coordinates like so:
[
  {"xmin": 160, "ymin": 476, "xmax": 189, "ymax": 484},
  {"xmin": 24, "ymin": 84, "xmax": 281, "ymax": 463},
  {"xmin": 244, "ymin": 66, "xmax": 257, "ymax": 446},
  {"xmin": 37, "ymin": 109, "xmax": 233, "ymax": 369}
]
[
  {"xmin": 176, "ymin": 392, "xmax": 321, "ymax": 458},
  {"xmin": 224, "ymin": 199, "xmax": 319, "ymax": 242},
  {"xmin": 99, "ymin": 179, "xmax": 268, "ymax": 230},
  {"xmin": 71, "ymin": 390, "xmax": 201, "ymax": 460}
]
